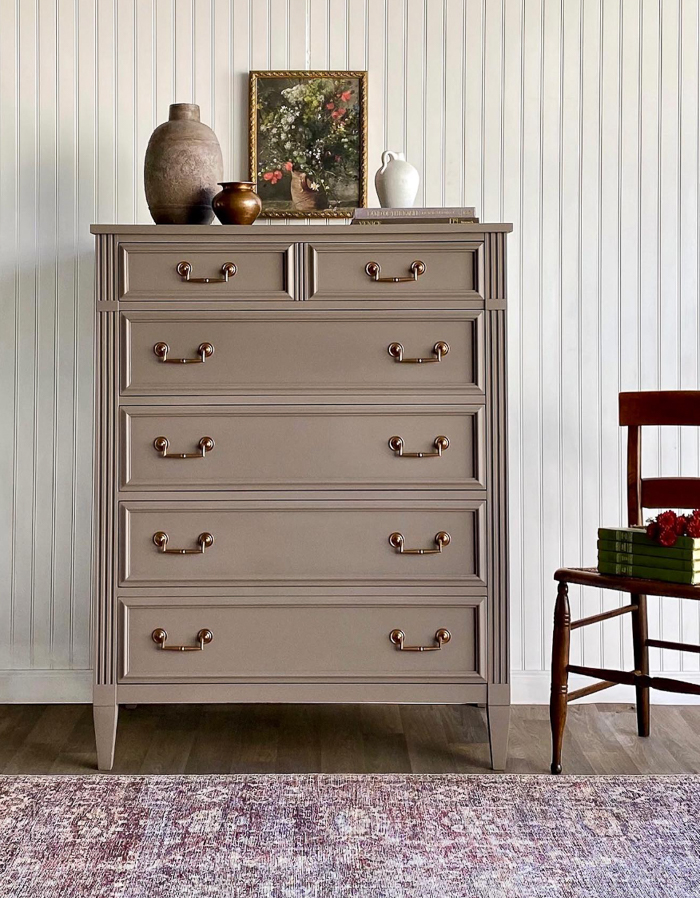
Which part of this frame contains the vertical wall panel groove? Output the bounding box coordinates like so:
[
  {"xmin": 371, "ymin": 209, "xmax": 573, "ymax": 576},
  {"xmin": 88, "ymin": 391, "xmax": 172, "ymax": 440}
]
[{"xmin": 1, "ymin": 0, "xmax": 699, "ymax": 700}]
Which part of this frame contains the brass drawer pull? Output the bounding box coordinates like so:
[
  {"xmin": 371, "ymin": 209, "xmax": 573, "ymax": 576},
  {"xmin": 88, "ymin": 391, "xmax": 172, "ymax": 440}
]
[
  {"xmin": 389, "ymin": 628, "xmax": 451, "ymax": 652},
  {"xmin": 365, "ymin": 260, "xmax": 426, "ymax": 283},
  {"xmin": 153, "ymin": 341, "xmax": 214, "ymax": 364},
  {"xmin": 389, "ymin": 435, "xmax": 449, "ymax": 458},
  {"xmin": 388, "ymin": 341, "xmax": 449, "ymax": 364},
  {"xmin": 388, "ymin": 531, "xmax": 451, "ymax": 555},
  {"xmin": 152, "ymin": 628, "xmax": 213, "ymax": 652},
  {"xmin": 153, "ymin": 436, "xmax": 215, "ymax": 459},
  {"xmin": 176, "ymin": 260, "xmax": 237, "ymax": 283},
  {"xmin": 153, "ymin": 531, "xmax": 214, "ymax": 554}
]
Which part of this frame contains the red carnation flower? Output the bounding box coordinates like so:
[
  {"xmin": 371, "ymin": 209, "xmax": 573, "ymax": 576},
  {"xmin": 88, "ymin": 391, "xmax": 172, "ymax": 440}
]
[
  {"xmin": 658, "ymin": 527, "xmax": 679, "ymax": 547},
  {"xmin": 685, "ymin": 509, "xmax": 700, "ymax": 538},
  {"xmin": 646, "ymin": 509, "xmax": 696, "ymax": 546},
  {"xmin": 646, "ymin": 520, "xmax": 659, "ymax": 541}
]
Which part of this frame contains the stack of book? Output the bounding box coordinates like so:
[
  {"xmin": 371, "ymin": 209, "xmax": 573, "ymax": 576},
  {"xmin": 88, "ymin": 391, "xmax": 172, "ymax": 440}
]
[
  {"xmin": 598, "ymin": 526, "xmax": 700, "ymax": 585},
  {"xmin": 351, "ymin": 206, "xmax": 478, "ymax": 225}
]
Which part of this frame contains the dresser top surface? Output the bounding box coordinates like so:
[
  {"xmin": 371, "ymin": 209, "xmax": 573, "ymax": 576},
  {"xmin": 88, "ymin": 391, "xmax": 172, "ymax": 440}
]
[{"xmin": 90, "ymin": 222, "xmax": 513, "ymax": 236}]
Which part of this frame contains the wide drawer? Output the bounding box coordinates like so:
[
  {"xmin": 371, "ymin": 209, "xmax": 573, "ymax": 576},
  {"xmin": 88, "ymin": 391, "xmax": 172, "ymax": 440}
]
[
  {"xmin": 120, "ymin": 310, "xmax": 484, "ymax": 397},
  {"xmin": 119, "ymin": 242, "xmax": 294, "ymax": 300},
  {"xmin": 307, "ymin": 241, "xmax": 484, "ymax": 300},
  {"xmin": 118, "ymin": 596, "xmax": 487, "ymax": 683},
  {"xmin": 119, "ymin": 499, "xmax": 486, "ymax": 587},
  {"xmin": 120, "ymin": 405, "xmax": 485, "ymax": 491}
]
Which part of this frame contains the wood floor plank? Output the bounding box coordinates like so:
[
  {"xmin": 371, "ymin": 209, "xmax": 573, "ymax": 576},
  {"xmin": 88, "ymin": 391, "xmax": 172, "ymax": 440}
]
[
  {"xmin": 184, "ymin": 705, "xmax": 243, "ymax": 775},
  {"xmin": 231, "ymin": 705, "xmax": 278, "ymax": 774},
  {"xmin": 136, "ymin": 705, "xmax": 201, "ymax": 775},
  {"xmin": 399, "ymin": 705, "xmax": 457, "ymax": 774},
  {"xmin": 360, "ymin": 732, "xmax": 413, "ymax": 773},
  {"xmin": 274, "ymin": 705, "xmax": 322, "ymax": 774},
  {"xmin": 0, "ymin": 703, "xmax": 699, "ymax": 775},
  {"xmin": 318, "ymin": 705, "xmax": 366, "ymax": 774},
  {"xmin": 2, "ymin": 705, "xmax": 86, "ymax": 774}
]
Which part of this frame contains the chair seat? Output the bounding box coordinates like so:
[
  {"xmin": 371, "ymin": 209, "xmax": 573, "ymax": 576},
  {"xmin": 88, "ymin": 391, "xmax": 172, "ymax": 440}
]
[{"xmin": 555, "ymin": 566, "xmax": 700, "ymax": 600}]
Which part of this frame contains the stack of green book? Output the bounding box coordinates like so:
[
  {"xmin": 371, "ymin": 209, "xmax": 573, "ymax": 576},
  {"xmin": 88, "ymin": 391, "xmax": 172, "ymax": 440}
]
[{"xmin": 598, "ymin": 527, "xmax": 700, "ymax": 585}]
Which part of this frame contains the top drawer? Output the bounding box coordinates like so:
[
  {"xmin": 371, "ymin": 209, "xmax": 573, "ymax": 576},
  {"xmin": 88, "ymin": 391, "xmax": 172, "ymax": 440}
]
[
  {"xmin": 119, "ymin": 242, "xmax": 294, "ymax": 301},
  {"xmin": 308, "ymin": 241, "xmax": 483, "ymax": 301}
]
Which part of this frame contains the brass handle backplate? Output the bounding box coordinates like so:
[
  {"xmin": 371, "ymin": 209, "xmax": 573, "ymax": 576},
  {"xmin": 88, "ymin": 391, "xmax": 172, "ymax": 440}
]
[
  {"xmin": 388, "ymin": 341, "xmax": 449, "ymax": 364},
  {"xmin": 176, "ymin": 260, "xmax": 237, "ymax": 283},
  {"xmin": 388, "ymin": 531, "xmax": 451, "ymax": 555},
  {"xmin": 389, "ymin": 435, "xmax": 449, "ymax": 458},
  {"xmin": 152, "ymin": 628, "xmax": 213, "ymax": 652},
  {"xmin": 389, "ymin": 628, "xmax": 451, "ymax": 652},
  {"xmin": 153, "ymin": 436, "xmax": 215, "ymax": 459},
  {"xmin": 153, "ymin": 531, "xmax": 214, "ymax": 554},
  {"xmin": 365, "ymin": 260, "xmax": 426, "ymax": 283},
  {"xmin": 153, "ymin": 342, "xmax": 214, "ymax": 364}
]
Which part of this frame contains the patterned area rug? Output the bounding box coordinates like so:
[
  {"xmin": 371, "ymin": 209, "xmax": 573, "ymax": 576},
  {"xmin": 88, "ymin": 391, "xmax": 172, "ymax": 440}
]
[{"xmin": 0, "ymin": 775, "xmax": 698, "ymax": 897}]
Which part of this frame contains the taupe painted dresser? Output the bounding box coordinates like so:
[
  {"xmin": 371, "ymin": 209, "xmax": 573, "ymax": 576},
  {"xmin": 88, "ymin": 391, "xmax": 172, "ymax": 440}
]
[{"xmin": 90, "ymin": 222, "xmax": 512, "ymax": 770}]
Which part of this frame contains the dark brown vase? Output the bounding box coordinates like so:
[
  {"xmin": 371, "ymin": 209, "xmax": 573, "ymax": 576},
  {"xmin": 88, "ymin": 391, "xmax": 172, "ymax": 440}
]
[
  {"xmin": 212, "ymin": 181, "xmax": 262, "ymax": 225},
  {"xmin": 144, "ymin": 104, "xmax": 223, "ymax": 225}
]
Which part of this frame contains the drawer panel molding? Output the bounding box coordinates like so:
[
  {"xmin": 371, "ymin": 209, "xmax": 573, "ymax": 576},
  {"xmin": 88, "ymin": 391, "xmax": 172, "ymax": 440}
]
[
  {"xmin": 120, "ymin": 405, "xmax": 486, "ymax": 492},
  {"xmin": 118, "ymin": 596, "xmax": 487, "ymax": 683},
  {"xmin": 119, "ymin": 242, "xmax": 295, "ymax": 301},
  {"xmin": 306, "ymin": 241, "xmax": 484, "ymax": 301},
  {"xmin": 119, "ymin": 499, "xmax": 487, "ymax": 588},
  {"xmin": 120, "ymin": 309, "xmax": 485, "ymax": 397}
]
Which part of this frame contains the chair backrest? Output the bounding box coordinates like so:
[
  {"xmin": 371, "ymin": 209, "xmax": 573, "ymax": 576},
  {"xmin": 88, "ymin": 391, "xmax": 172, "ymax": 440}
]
[{"xmin": 620, "ymin": 391, "xmax": 700, "ymax": 525}]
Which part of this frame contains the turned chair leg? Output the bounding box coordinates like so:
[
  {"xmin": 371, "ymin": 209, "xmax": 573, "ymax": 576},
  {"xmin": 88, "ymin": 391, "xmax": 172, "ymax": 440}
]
[
  {"xmin": 631, "ymin": 593, "xmax": 650, "ymax": 737},
  {"xmin": 550, "ymin": 580, "xmax": 571, "ymax": 774}
]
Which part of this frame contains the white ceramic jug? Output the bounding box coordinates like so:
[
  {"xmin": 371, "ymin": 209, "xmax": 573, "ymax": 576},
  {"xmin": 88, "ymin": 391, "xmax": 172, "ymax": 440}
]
[{"xmin": 374, "ymin": 151, "xmax": 420, "ymax": 208}]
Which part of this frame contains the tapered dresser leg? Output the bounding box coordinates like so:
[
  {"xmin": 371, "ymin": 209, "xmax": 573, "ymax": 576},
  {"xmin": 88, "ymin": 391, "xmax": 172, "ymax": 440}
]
[
  {"xmin": 94, "ymin": 701, "xmax": 118, "ymax": 771},
  {"xmin": 487, "ymin": 703, "xmax": 511, "ymax": 771},
  {"xmin": 550, "ymin": 580, "xmax": 571, "ymax": 774}
]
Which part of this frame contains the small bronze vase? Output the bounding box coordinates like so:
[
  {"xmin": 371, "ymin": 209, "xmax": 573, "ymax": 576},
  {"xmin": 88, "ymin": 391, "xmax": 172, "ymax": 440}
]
[{"xmin": 212, "ymin": 181, "xmax": 262, "ymax": 225}]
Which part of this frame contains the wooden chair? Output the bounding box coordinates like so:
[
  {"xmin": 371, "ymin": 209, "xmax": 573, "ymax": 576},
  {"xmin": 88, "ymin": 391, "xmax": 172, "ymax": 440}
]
[{"xmin": 550, "ymin": 391, "xmax": 700, "ymax": 774}]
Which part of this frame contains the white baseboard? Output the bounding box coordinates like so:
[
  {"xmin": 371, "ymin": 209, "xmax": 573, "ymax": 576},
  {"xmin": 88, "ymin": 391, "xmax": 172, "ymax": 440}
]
[
  {"xmin": 512, "ymin": 670, "xmax": 700, "ymax": 705},
  {"xmin": 1, "ymin": 668, "xmax": 698, "ymax": 706},
  {"xmin": 0, "ymin": 670, "xmax": 91, "ymax": 703}
]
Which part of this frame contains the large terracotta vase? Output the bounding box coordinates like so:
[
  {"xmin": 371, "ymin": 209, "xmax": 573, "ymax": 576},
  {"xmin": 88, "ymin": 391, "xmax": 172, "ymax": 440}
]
[{"xmin": 144, "ymin": 104, "xmax": 223, "ymax": 224}]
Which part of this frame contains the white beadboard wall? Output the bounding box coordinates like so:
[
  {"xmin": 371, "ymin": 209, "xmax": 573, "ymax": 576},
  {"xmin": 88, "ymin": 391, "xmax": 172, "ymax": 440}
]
[{"xmin": 0, "ymin": 0, "xmax": 699, "ymax": 703}]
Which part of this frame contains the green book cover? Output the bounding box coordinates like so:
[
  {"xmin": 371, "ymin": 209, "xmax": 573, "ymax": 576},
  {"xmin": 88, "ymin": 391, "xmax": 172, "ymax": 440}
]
[
  {"xmin": 597, "ymin": 538, "xmax": 700, "ymax": 561},
  {"xmin": 597, "ymin": 560, "xmax": 700, "ymax": 585},
  {"xmin": 597, "ymin": 548, "xmax": 700, "ymax": 572},
  {"xmin": 598, "ymin": 526, "xmax": 700, "ymax": 552}
]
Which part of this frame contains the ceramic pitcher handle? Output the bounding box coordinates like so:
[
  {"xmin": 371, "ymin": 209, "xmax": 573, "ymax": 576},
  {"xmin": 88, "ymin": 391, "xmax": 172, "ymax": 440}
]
[{"xmin": 380, "ymin": 150, "xmax": 398, "ymax": 173}]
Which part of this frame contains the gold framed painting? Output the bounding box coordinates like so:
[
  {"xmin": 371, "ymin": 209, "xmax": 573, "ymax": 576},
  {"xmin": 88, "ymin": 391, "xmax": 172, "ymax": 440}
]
[{"xmin": 249, "ymin": 70, "xmax": 368, "ymax": 218}]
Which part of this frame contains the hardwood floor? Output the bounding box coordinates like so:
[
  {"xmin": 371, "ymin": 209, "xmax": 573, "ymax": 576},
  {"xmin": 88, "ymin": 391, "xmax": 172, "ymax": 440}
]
[{"xmin": 0, "ymin": 703, "xmax": 699, "ymax": 775}]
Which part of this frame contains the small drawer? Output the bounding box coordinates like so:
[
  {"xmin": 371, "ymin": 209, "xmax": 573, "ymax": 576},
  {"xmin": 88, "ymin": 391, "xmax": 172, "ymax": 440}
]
[
  {"xmin": 120, "ymin": 405, "xmax": 486, "ymax": 491},
  {"xmin": 118, "ymin": 596, "xmax": 487, "ymax": 683},
  {"xmin": 307, "ymin": 241, "xmax": 484, "ymax": 301},
  {"xmin": 119, "ymin": 499, "xmax": 486, "ymax": 588},
  {"xmin": 118, "ymin": 242, "xmax": 294, "ymax": 300},
  {"xmin": 120, "ymin": 309, "xmax": 484, "ymax": 397}
]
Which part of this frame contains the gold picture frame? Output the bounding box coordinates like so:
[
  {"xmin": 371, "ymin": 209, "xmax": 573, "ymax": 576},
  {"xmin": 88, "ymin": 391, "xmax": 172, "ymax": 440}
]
[{"xmin": 249, "ymin": 70, "xmax": 368, "ymax": 219}]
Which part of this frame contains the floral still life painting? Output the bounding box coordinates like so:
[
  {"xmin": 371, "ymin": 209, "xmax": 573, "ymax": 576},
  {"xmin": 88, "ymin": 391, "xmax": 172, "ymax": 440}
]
[{"xmin": 249, "ymin": 71, "xmax": 367, "ymax": 218}]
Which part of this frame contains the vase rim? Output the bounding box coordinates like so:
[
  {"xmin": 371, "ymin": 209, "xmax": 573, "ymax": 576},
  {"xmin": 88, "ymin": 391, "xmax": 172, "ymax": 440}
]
[
  {"xmin": 218, "ymin": 181, "xmax": 256, "ymax": 187},
  {"xmin": 168, "ymin": 103, "xmax": 201, "ymax": 121}
]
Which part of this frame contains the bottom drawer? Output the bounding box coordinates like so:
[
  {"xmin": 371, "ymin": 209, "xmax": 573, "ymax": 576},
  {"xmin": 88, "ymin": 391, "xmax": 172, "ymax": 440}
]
[{"xmin": 118, "ymin": 597, "xmax": 486, "ymax": 684}]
